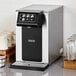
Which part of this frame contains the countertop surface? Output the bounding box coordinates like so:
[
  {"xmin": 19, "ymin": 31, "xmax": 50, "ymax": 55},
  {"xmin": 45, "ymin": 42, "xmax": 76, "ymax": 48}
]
[{"xmin": 0, "ymin": 57, "xmax": 76, "ymax": 76}]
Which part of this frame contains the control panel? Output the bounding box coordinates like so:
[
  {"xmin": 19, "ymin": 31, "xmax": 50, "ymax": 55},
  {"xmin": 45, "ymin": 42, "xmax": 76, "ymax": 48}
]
[
  {"xmin": 18, "ymin": 13, "xmax": 36, "ymax": 22},
  {"xmin": 17, "ymin": 12, "xmax": 45, "ymax": 27}
]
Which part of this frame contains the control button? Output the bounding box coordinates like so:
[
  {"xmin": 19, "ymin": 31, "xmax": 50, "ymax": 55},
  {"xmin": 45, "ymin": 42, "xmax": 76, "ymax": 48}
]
[
  {"xmin": 22, "ymin": 14, "xmax": 26, "ymax": 17},
  {"xmin": 30, "ymin": 19, "xmax": 33, "ymax": 21},
  {"xmin": 26, "ymin": 18, "xmax": 29, "ymax": 21},
  {"xmin": 27, "ymin": 14, "xmax": 30, "ymax": 18},
  {"xmin": 22, "ymin": 18, "xmax": 25, "ymax": 21},
  {"xmin": 31, "ymin": 14, "xmax": 34, "ymax": 18}
]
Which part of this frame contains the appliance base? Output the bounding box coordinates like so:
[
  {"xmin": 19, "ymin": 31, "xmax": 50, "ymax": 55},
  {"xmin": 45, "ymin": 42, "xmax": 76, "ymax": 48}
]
[{"xmin": 10, "ymin": 61, "xmax": 49, "ymax": 71}]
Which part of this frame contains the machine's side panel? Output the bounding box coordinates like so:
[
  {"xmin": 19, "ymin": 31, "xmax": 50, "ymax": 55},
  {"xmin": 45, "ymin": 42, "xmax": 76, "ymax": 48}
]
[{"xmin": 49, "ymin": 6, "xmax": 63, "ymax": 64}]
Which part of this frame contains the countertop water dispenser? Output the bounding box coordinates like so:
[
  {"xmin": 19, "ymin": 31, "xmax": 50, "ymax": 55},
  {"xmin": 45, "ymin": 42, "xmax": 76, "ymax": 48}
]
[{"xmin": 10, "ymin": 5, "xmax": 63, "ymax": 71}]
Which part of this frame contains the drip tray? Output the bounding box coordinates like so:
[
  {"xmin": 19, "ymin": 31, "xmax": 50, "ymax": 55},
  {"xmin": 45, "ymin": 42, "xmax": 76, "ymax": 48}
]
[{"xmin": 10, "ymin": 61, "xmax": 49, "ymax": 71}]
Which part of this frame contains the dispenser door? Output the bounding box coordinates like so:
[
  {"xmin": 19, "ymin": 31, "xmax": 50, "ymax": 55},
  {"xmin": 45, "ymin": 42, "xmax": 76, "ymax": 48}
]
[{"xmin": 22, "ymin": 27, "xmax": 42, "ymax": 62}]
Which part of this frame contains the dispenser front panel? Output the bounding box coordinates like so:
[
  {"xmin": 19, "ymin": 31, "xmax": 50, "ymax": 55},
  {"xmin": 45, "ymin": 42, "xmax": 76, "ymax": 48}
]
[{"xmin": 22, "ymin": 27, "xmax": 42, "ymax": 62}]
